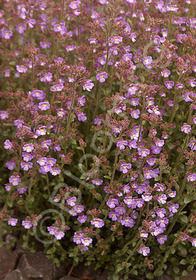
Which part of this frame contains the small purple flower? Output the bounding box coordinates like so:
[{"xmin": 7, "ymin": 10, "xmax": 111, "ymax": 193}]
[
  {"xmin": 168, "ymin": 190, "xmax": 176, "ymax": 198},
  {"xmin": 17, "ymin": 186, "xmax": 27, "ymax": 194},
  {"xmin": 142, "ymin": 192, "xmax": 153, "ymax": 202},
  {"xmin": 77, "ymin": 215, "xmax": 87, "ymax": 223},
  {"xmin": 16, "ymin": 65, "xmax": 28, "ymax": 73},
  {"xmin": 124, "ymin": 197, "xmax": 137, "ymax": 209},
  {"xmin": 9, "ymin": 174, "xmax": 21, "ymax": 186},
  {"xmin": 76, "ymin": 112, "xmax": 87, "ymax": 122},
  {"xmin": 146, "ymin": 158, "xmax": 156, "ymax": 166},
  {"xmin": 110, "ymin": 36, "xmax": 123, "ymax": 44},
  {"xmin": 73, "ymin": 205, "xmax": 85, "ymax": 213},
  {"xmin": 55, "ymin": 230, "xmax": 65, "ymax": 240},
  {"xmin": 23, "ymin": 143, "xmax": 34, "ymax": 152},
  {"xmin": 191, "ymin": 239, "xmax": 196, "ymax": 247},
  {"xmin": 40, "ymin": 72, "xmax": 53, "ymax": 82},
  {"xmin": 50, "ymin": 84, "xmax": 64, "ymax": 92},
  {"xmin": 40, "ymin": 41, "xmax": 51, "ymax": 48},
  {"xmin": 81, "ymin": 237, "xmax": 92, "ymax": 246},
  {"xmin": 83, "ymin": 80, "xmax": 94, "ymax": 91},
  {"xmin": 138, "ymin": 148, "xmax": 150, "ymax": 158},
  {"xmin": 31, "ymin": 89, "xmax": 46, "ymax": 100},
  {"xmin": 120, "ymin": 217, "xmax": 135, "ymax": 227},
  {"xmin": 5, "ymin": 184, "xmax": 12, "ymax": 191},
  {"xmin": 22, "ymin": 219, "xmax": 33, "ymax": 229},
  {"xmin": 91, "ymin": 218, "xmax": 104, "ymax": 228},
  {"xmin": 108, "ymin": 211, "xmax": 118, "ymax": 221},
  {"xmin": 139, "ymin": 230, "xmax": 148, "ymax": 239},
  {"xmin": 6, "ymin": 161, "xmax": 16, "ymax": 170},
  {"xmin": 38, "ymin": 101, "xmax": 50, "ymax": 111},
  {"xmin": 130, "ymin": 109, "xmax": 140, "ymax": 119},
  {"xmin": 187, "ymin": 173, "xmax": 196, "ymax": 182},
  {"xmin": 47, "ymin": 226, "xmax": 58, "ymax": 235},
  {"xmin": 67, "ymin": 197, "xmax": 77, "ymax": 206},
  {"xmin": 22, "ymin": 152, "xmax": 34, "ymax": 162},
  {"xmin": 157, "ymin": 235, "xmax": 167, "ymax": 244},
  {"xmin": 8, "ymin": 218, "xmax": 18, "ymax": 226},
  {"xmin": 139, "ymin": 246, "xmax": 150, "ymax": 256},
  {"xmin": 161, "ymin": 69, "xmax": 171, "ymax": 77},
  {"xmin": 156, "ymin": 208, "xmax": 166, "ymax": 218},
  {"xmin": 157, "ymin": 194, "xmax": 167, "ymax": 204},
  {"xmin": 50, "ymin": 166, "xmax": 61, "ymax": 176},
  {"xmin": 164, "ymin": 81, "xmax": 175, "ymax": 89},
  {"xmin": 143, "ymin": 56, "xmax": 153, "ymax": 69},
  {"xmin": 168, "ymin": 203, "xmax": 179, "ymax": 214},
  {"xmin": 21, "ymin": 161, "xmax": 33, "ymax": 171},
  {"xmin": 1, "ymin": 30, "xmax": 13, "ymax": 39},
  {"xmin": 115, "ymin": 206, "xmax": 126, "ymax": 216},
  {"xmin": 120, "ymin": 163, "xmax": 132, "ymax": 174},
  {"xmin": 156, "ymin": 217, "xmax": 169, "ymax": 228},
  {"xmin": 181, "ymin": 124, "xmax": 191, "ymax": 134},
  {"xmin": 0, "ymin": 111, "xmax": 9, "ymax": 120},
  {"xmin": 106, "ymin": 198, "xmax": 119, "ymax": 208},
  {"xmin": 91, "ymin": 178, "xmax": 103, "ymax": 186},
  {"xmin": 16, "ymin": 23, "xmax": 26, "ymax": 34},
  {"xmin": 96, "ymin": 72, "xmax": 108, "ymax": 83},
  {"xmin": 35, "ymin": 126, "xmax": 47, "ymax": 136},
  {"xmin": 73, "ymin": 231, "xmax": 84, "ymax": 244},
  {"xmin": 116, "ymin": 140, "xmax": 128, "ymax": 150}
]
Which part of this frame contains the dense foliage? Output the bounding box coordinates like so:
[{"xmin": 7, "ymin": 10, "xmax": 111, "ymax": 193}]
[{"xmin": 0, "ymin": 0, "xmax": 196, "ymax": 279}]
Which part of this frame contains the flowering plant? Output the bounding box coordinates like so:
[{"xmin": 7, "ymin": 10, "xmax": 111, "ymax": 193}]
[{"xmin": 0, "ymin": 0, "xmax": 196, "ymax": 279}]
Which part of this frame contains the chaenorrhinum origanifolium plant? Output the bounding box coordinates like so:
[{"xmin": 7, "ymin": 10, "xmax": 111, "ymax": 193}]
[{"xmin": 0, "ymin": 0, "xmax": 196, "ymax": 279}]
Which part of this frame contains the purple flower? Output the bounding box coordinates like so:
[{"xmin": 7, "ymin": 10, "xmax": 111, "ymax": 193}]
[
  {"xmin": 50, "ymin": 84, "xmax": 64, "ymax": 92},
  {"xmin": 17, "ymin": 186, "xmax": 27, "ymax": 194},
  {"xmin": 157, "ymin": 194, "xmax": 167, "ymax": 204},
  {"xmin": 31, "ymin": 89, "xmax": 46, "ymax": 100},
  {"xmin": 146, "ymin": 158, "xmax": 156, "ymax": 166},
  {"xmin": 1, "ymin": 30, "xmax": 13, "ymax": 39},
  {"xmin": 73, "ymin": 231, "xmax": 84, "ymax": 244},
  {"xmin": 138, "ymin": 148, "xmax": 150, "ymax": 158},
  {"xmin": 168, "ymin": 203, "xmax": 179, "ymax": 214},
  {"xmin": 191, "ymin": 239, "xmax": 196, "ymax": 247},
  {"xmin": 168, "ymin": 190, "xmax": 176, "ymax": 198},
  {"xmin": 40, "ymin": 41, "xmax": 51, "ymax": 48},
  {"xmin": 108, "ymin": 211, "xmax": 118, "ymax": 221},
  {"xmin": 136, "ymin": 198, "xmax": 144, "ymax": 208},
  {"xmin": 116, "ymin": 140, "xmax": 128, "ymax": 150},
  {"xmin": 16, "ymin": 65, "xmax": 28, "ymax": 73},
  {"xmin": 8, "ymin": 218, "xmax": 18, "ymax": 226},
  {"xmin": 181, "ymin": 124, "xmax": 191, "ymax": 134},
  {"xmin": 76, "ymin": 112, "xmax": 87, "ymax": 121},
  {"xmin": 9, "ymin": 175, "xmax": 21, "ymax": 186},
  {"xmin": 139, "ymin": 230, "xmax": 148, "ymax": 239},
  {"xmin": 40, "ymin": 72, "xmax": 53, "ymax": 82},
  {"xmin": 55, "ymin": 230, "xmax": 65, "ymax": 240},
  {"xmin": 22, "ymin": 219, "xmax": 33, "ymax": 229},
  {"xmin": 156, "ymin": 217, "xmax": 169, "ymax": 228},
  {"xmin": 23, "ymin": 143, "xmax": 34, "ymax": 152},
  {"xmin": 77, "ymin": 215, "xmax": 87, "ymax": 223},
  {"xmin": 91, "ymin": 218, "xmax": 104, "ymax": 228},
  {"xmin": 120, "ymin": 163, "xmax": 132, "ymax": 174},
  {"xmin": 5, "ymin": 184, "xmax": 12, "ymax": 192},
  {"xmin": 35, "ymin": 126, "xmax": 47, "ymax": 136},
  {"xmin": 91, "ymin": 178, "xmax": 103, "ymax": 186},
  {"xmin": 22, "ymin": 152, "xmax": 34, "ymax": 162},
  {"xmin": 83, "ymin": 80, "xmax": 94, "ymax": 91},
  {"xmin": 21, "ymin": 161, "xmax": 33, "ymax": 171},
  {"xmin": 96, "ymin": 72, "xmax": 108, "ymax": 83},
  {"xmin": 0, "ymin": 111, "xmax": 9, "ymax": 119},
  {"xmin": 6, "ymin": 161, "xmax": 16, "ymax": 170},
  {"xmin": 157, "ymin": 235, "xmax": 167, "ymax": 244},
  {"xmin": 115, "ymin": 206, "xmax": 126, "ymax": 216},
  {"xmin": 124, "ymin": 197, "xmax": 137, "ymax": 209},
  {"xmin": 161, "ymin": 69, "xmax": 171, "ymax": 77},
  {"xmin": 130, "ymin": 109, "xmax": 140, "ymax": 119},
  {"xmin": 67, "ymin": 197, "xmax": 77, "ymax": 206},
  {"xmin": 187, "ymin": 173, "xmax": 196, "ymax": 182},
  {"xmin": 142, "ymin": 192, "xmax": 152, "ymax": 202},
  {"xmin": 106, "ymin": 198, "xmax": 119, "ymax": 208},
  {"xmin": 50, "ymin": 166, "xmax": 61, "ymax": 176},
  {"xmin": 156, "ymin": 208, "xmax": 166, "ymax": 218},
  {"xmin": 16, "ymin": 23, "xmax": 26, "ymax": 34},
  {"xmin": 139, "ymin": 246, "xmax": 150, "ymax": 256},
  {"xmin": 143, "ymin": 56, "xmax": 153, "ymax": 69},
  {"xmin": 73, "ymin": 205, "xmax": 85, "ymax": 213},
  {"xmin": 164, "ymin": 81, "xmax": 175, "ymax": 89},
  {"xmin": 38, "ymin": 101, "xmax": 50, "ymax": 111},
  {"xmin": 110, "ymin": 36, "xmax": 123, "ymax": 44},
  {"xmin": 47, "ymin": 226, "xmax": 58, "ymax": 235},
  {"xmin": 81, "ymin": 237, "xmax": 92, "ymax": 246},
  {"xmin": 120, "ymin": 217, "xmax": 135, "ymax": 227}
]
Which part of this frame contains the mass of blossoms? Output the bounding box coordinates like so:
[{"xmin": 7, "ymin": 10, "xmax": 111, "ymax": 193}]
[{"xmin": 0, "ymin": 0, "xmax": 196, "ymax": 279}]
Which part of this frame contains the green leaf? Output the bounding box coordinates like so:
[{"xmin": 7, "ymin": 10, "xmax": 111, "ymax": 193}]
[
  {"xmin": 180, "ymin": 259, "xmax": 187, "ymax": 265},
  {"xmin": 173, "ymin": 266, "xmax": 180, "ymax": 274},
  {"xmin": 154, "ymin": 270, "xmax": 163, "ymax": 277}
]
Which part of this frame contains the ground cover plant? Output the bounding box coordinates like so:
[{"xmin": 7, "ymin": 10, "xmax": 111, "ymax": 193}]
[{"xmin": 0, "ymin": 0, "xmax": 196, "ymax": 279}]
